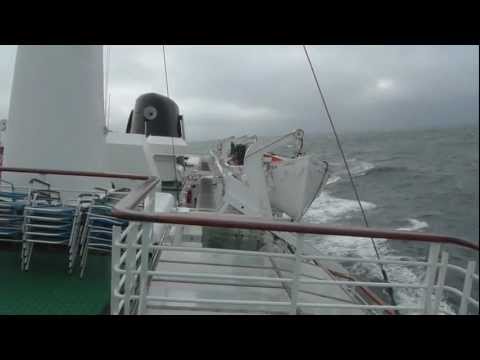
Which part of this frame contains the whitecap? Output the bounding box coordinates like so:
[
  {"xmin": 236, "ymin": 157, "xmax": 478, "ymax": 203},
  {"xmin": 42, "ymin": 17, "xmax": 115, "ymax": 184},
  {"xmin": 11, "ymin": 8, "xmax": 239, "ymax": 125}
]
[
  {"xmin": 348, "ymin": 159, "xmax": 375, "ymax": 177},
  {"xmin": 305, "ymin": 195, "xmax": 452, "ymax": 313},
  {"xmin": 396, "ymin": 218, "xmax": 429, "ymax": 231},
  {"xmin": 312, "ymin": 237, "xmax": 454, "ymax": 314},
  {"xmin": 303, "ymin": 192, "xmax": 376, "ymax": 224},
  {"xmin": 326, "ymin": 175, "xmax": 341, "ymax": 186},
  {"xmin": 326, "ymin": 159, "xmax": 375, "ymax": 182}
]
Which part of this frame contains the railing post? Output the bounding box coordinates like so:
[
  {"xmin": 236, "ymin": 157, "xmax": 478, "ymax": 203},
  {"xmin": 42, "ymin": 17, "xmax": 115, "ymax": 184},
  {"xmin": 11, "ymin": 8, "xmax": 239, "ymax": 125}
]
[
  {"xmin": 433, "ymin": 251, "xmax": 449, "ymax": 315},
  {"xmin": 173, "ymin": 225, "xmax": 184, "ymax": 246},
  {"xmin": 424, "ymin": 243, "xmax": 441, "ymax": 314},
  {"xmin": 145, "ymin": 190, "xmax": 155, "ymax": 213},
  {"xmin": 138, "ymin": 220, "xmax": 152, "ymax": 315},
  {"xmin": 290, "ymin": 234, "xmax": 304, "ymax": 315},
  {"xmin": 124, "ymin": 222, "xmax": 138, "ymax": 315},
  {"xmin": 459, "ymin": 261, "xmax": 476, "ymax": 315},
  {"xmin": 111, "ymin": 225, "xmax": 121, "ymax": 315}
]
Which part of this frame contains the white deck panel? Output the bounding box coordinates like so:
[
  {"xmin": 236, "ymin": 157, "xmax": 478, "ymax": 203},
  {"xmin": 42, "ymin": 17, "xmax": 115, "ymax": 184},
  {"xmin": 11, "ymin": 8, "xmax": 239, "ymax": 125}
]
[{"xmin": 146, "ymin": 246, "xmax": 367, "ymax": 315}]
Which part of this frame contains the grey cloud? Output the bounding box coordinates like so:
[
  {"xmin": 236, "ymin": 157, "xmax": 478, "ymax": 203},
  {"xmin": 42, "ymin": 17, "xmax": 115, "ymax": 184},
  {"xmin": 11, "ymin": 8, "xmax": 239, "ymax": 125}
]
[{"xmin": 1, "ymin": 45, "xmax": 478, "ymax": 141}]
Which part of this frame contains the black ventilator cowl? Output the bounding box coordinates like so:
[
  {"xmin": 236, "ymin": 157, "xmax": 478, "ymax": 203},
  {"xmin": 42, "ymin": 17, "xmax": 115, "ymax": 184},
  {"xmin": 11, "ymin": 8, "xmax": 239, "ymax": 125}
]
[{"xmin": 127, "ymin": 93, "xmax": 182, "ymax": 137}]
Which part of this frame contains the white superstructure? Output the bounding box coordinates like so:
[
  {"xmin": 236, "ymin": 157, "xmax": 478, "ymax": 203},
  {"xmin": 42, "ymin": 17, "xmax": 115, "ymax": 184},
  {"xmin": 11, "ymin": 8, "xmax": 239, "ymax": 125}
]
[
  {"xmin": 4, "ymin": 45, "xmax": 108, "ymax": 190},
  {"xmin": 3, "ymin": 45, "xmax": 185, "ymax": 193}
]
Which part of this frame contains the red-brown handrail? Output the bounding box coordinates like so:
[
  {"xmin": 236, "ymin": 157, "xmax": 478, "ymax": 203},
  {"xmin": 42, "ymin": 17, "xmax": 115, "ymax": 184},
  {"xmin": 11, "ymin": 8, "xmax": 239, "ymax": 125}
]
[
  {"xmin": 110, "ymin": 172, "xmax": 479, "ymax": 251},
  {"xmin": 1, "ymin": 166, "xmax": 478, "ymax": 251},
  {"xmin": 0, "ymin": 167, "xmax": 150, "ymax": 181}
]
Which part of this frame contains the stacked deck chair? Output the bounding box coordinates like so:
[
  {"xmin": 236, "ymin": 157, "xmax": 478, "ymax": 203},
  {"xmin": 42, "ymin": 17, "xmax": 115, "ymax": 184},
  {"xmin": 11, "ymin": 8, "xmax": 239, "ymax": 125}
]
[
  {"xmin": 79, "ymin": 188, "xmax": 130, "ymax": 278},
  {"xmin": 21, "ymin": 179, "xmax": 82, "ymax": 273},
  {"xmin": 0, "ymin": 180, "xmax": 28, "ymax": 245},
  {"xmin": 74, "ymin": 192, "xmax": 102, "ymax": 230}
]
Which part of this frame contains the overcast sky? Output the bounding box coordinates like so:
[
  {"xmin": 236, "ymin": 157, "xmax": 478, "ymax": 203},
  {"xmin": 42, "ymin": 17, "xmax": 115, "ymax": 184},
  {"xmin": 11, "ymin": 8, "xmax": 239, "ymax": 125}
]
[{"xmin": 0, "ymin": 45, "xmax": 478, "ymax": 141}]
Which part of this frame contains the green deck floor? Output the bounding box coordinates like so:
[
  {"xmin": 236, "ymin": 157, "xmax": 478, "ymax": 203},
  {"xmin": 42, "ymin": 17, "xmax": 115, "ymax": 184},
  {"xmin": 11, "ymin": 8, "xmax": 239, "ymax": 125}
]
[{"xmin": 0, "ymin": 246, "xmax": 111, "ymax": 315}]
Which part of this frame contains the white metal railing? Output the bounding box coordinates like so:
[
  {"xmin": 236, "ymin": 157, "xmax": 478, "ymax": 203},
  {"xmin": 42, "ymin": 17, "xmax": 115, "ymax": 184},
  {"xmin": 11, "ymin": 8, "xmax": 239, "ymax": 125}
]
[
  {"xmin": 111, "ymin": 211, "xmax": 479, "ymax": 315},
  {"xmin": 2, "ymin": 168, "xmax": 477, "ymax": 315},
  {"xmin": 110, "ymin": 191, "xmax": 175, "ymax": 315}
]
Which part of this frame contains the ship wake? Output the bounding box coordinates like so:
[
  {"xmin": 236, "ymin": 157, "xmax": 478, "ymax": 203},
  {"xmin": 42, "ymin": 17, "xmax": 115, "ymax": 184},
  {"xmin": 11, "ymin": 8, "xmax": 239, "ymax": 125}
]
[{"xmin": 304, "ymin": 190, "xmax": 454, "ymax": 314}]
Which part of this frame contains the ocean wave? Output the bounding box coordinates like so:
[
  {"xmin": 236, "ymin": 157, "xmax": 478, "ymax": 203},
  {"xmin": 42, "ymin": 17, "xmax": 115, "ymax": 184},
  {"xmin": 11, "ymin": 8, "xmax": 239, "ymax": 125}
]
[
  {"xmin": 363, "ymin": 165, "xmax": 409, "ymax": 176},
  {"xmin": 312, "ymin": 235, "xmax": 453, "ymax": 314},
  {"xmin": 304, "ymin": 172, "xmax": 453, "ymax": 312},
  {"xmin": 303, "ymin": 192, "xmax": 376, "ymax": 224},
  {"xmin": 393, "ymin": 262, "xmax": 454, "ymax": 314},
  {"xmin": 348, "ymin": 159, "xmax": 375, "ymax": 177},
  {"xmin": 326, "ymin": 175, "xmax": 341, "ymax": 185},
  {"xmin": 396, "ymin": 218, "xmax": 429, "ymax": 231},
  {"xmin": 313, "ymin": 234, "xmax": 388, "ymax": 259},
  {"xmin": 379, "ymin": 259, "xmax": 454, "ymax": 315},
  {"xmin": 328, "ymin": 160, "xmax": 408, "ymax": 184},
  {"xmin": 375, "ymin": 156, "xmax": 408, "ymax": 163},
  {"xmin": 328, "ymin": 159, "xmax": 375, "ymax": 179},
  {"xmin": 305, "ymin": 193, "xmax": 450, "ymax": 313}
]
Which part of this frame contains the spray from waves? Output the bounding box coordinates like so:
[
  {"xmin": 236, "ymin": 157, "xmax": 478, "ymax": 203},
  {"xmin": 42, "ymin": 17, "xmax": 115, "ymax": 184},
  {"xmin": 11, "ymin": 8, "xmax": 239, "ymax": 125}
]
[
  {"xmin": 382, "ymin": 260, "xmax": 454, "ymax": 314},
  {"xmin": 388, "ymin": 218, "xmax": 454, "ymax": 314},
  {"xmin": 347, "ymin": 158, "xmax": 375, "ymax": 177},
  {"xmin": 325, "ymin": 159, "xmax": 375, "ymax": 186},
  {"xmin": 303, "ymin": 191, "xmax": 376, "ymax": 224},
  {"xmin": 311, "ymin": 234, "xmax": 453, "ymax": 314},
  {"xmin": 396, "ymin": 218, "xmax": 429, "ymax": 231},
  {"xmin": 304, "ymin": 193, "xmax": 453, "ymax": 313},
  {"xmin": 363, "ymin": 165, "xmax": 409, "ymax": 176},
  {"xmin": 328, "ymin": 159, "xmax": 408, "ymax": 184},
  {"xmin": 326, "ymin": 175, "xmax": 341, "ymax": 185}
]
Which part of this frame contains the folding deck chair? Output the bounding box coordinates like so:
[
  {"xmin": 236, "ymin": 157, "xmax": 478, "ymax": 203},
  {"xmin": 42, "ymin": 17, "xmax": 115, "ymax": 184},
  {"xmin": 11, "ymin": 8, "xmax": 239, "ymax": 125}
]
[
  {"xmin": 78, "ymin": 189, "xmax": 130, "ymax": 278},
  {"xmin": 21, "ymin": 180, "xmax": 82, "ymax": 273},
  {"xmin": 0, "ymin": 179, "xmax": 28, "ymax": 245}
]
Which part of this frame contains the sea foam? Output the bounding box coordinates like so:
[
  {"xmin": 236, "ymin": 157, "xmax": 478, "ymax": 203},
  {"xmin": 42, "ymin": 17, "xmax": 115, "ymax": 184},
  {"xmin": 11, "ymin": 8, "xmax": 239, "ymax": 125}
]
[
  {"xmin": 304, "ymin": 189, "xmax": 450, "ymax": 313},
  {"xmin": 396, "ymin": 218, "xmax": 429, "ymax": 231}
]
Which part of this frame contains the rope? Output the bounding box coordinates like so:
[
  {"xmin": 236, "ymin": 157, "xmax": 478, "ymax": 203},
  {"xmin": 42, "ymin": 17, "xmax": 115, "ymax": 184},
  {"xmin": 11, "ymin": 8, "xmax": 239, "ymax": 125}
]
[
  {"xmin": 162, "ymin": 45, "xmax": 179, "ymax": 203},
  {"xmin": 302, "ymin": 45, "xmax": 397, "ymax": 309}
]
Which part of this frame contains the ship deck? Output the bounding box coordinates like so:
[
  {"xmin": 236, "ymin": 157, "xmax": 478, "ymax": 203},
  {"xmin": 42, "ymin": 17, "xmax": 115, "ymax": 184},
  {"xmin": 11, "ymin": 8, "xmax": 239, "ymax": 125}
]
[
  {"xmin": 0, "ymin": 245, "xmax": 110, "ymax": 315},
  {"xmin": 145, "ymin": 233, "xmax": 367, "ymax": 315}
]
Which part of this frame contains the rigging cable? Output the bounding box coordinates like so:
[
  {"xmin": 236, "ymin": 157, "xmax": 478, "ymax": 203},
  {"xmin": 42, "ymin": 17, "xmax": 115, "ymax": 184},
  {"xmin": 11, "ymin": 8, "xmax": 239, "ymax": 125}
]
[
  {"xmin": 162, "ymin": 45, "xmax": 170, "ymax": 98},
  {"xmin": 104, "ymin": 45, "xmax": 108, "ymax": 118},
  {"xmin": 162, "ymin": 45, "xmax": 180, "ymax": 203},
  {"xmin": 105, "ymin": 45, "xmax": 111, "ymax": 131},
  {"xmin": 302, "ymin": 45, "xmax": 397, "ymax": 309}
]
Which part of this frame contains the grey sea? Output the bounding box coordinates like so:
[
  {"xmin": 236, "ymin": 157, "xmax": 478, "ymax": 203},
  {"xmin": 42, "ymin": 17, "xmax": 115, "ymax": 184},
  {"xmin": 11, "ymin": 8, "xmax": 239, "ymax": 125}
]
[{"xmin": 189, "ymin": 125, "xmax": 479, "ymax": 313}]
